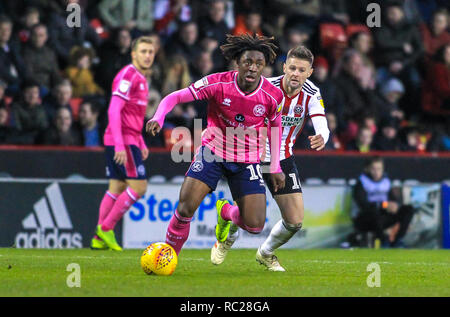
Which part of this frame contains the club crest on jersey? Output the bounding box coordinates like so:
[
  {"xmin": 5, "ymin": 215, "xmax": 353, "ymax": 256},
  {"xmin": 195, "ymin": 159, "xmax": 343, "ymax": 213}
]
[
  {"xmin": 138, "ymin": 165, "xmax": 145, "ymax": 176},
  {"xmin": 222, "ymin": 98, "xmax": 231, "ymax": 106},
  {"xmin": 253, "ymin": 104, "xmax": 265, "ymax": 117},
  {"xmin": 194, "ymin": 77, "xmax": 209, "ymax": 89},
  {"xmin": 294, "ymin": 104, "xmax": 303, "ymax": 115},
  {"xmin": 119, "ymin": 80, "xmax": 131, "ymax": 93}
]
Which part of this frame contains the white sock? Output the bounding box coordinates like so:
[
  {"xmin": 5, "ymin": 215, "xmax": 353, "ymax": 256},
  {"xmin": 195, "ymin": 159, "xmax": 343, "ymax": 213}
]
[{"xmin": 260, "ymin": 220, "xmax": 300, "ymax": 255}]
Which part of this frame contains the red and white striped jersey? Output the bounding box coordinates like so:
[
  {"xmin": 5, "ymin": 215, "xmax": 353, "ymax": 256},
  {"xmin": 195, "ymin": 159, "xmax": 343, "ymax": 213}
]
[{"xmin": 263, "ymin": 76, "xmax": 326, "ymax": 162}]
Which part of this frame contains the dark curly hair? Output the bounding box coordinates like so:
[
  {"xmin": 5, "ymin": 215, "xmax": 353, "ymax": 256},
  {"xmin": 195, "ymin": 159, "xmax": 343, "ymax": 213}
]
[{"xmin": 220, "ymin": 33, "xmax": 278, "ymax": 64}]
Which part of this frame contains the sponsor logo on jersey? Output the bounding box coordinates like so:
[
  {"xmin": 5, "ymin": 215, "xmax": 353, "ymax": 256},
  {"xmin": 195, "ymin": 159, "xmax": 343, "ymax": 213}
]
[
  {"xmin": 119, "ymin": 80, "xmax": 131, "ymax": 93},
  {"xmin": 235, "ymin": 114, "xmax": 245, "ymax": 123},
  {"xmin": 253, "ymin": 104, "xmax": 265, "ymax": 117},
  {"xmin": 14, "ymin": 183, "xmax": 82, "ymax": 248},
  {"xmin": 319, "ymin": 99, "xmax": 325, "ymax": 108},
  {"xmin": 282, "ymin": 115, "xmax": 304, "ymax": 127}
]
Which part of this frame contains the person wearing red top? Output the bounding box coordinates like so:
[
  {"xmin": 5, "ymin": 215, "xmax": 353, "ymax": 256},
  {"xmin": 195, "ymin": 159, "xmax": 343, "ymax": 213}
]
[
  {"xmin": 232, "ymin": 10, "xmax": 263, "ymax": 37},
  {"xmin": 420, "ymin": 9, "xmax": 450, "ymax": 59},
  {"xmin": 422, "ymin": 44, "xmax": 450, "ymax": 117}
]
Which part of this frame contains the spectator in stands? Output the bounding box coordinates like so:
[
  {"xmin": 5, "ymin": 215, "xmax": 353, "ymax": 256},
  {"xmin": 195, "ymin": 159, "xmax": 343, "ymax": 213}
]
[
  {"xmin": 154, "ymin": 0, "xmax": 192, "ymax": 37},
  {"xmin": 400, "ymin": 127, "xmax": 422, "ymax": 152},
  {"xmin": 351, "ymin": 156, "xmax": 414, "ymax": 247},
  {"xmin": 16, "ymin": 6, "xmax": 40, "ymax": 44},
  {"xmin": 190, "ymin": 51, "xmax": 214, "ymax": 82},
  {"xmin": 48, "ymin": 0, "xmax": 101, "ymax": 65},
  {"xmin": 165, "ymin": 21, "xmax": 202, "ymax": 65},
  {"xmin": 43, "ymin": 80, "xmax": 73, "ymax": 123},
  {"xmin": 333, "ymin": 50, "xmax": 379, "ymax": 126},
  {"xmin": 199, "ymin": 0, "xmax": 229, "ymax": 45},
  {"xmin": 147, "ymin": 32, "xmax": 166, "ymax": 92},
  {"xmin": 0, "ymin": 105, "xmax": 12, "ymax": 143},
  {"xmin": 161, "ymin": 54, "xmax": 191, "ymax": 96},
  {"xmin": 311, "ymin": 56, "xmax": 341, "ymax": 128},
  {"xmin": 98, "ymin": 0, "xmax": 154, "ymax": 37},
  {"xmin": 349, "ymin": 31, "xmax": 376, "ymax": 90},
  {"xmin": 233, "ymin": 9, "xmax": 264, "ymax": 36},
  {"xmin": 0, "ymin": 79, "xmax": 8, "ymax": 108},
  {"xmin": 95, "ymin": 28, "xmax": 132, "ymax": 92},
  {"xmin": 422, "ymin": 44, "xmax": 450, "ymax": 117},
  {"xmin": 346, "ymin": 126, "xmax": 373, "ymax": 153},
  {"xmin": 420, "ymin": 8, "xmax": 450, "ymax": 60},
  {"xmin": 0, "ymin": 15, "xmax": 26, "ymax": 92},
  {"xmin": 269, "ymin": 0, "xmax": 320, "ymax": 31},
  {"xmin": 373, "ymin": 116, "xmax": 401, "ymax": 151},
  {"xmin": 10, "ymin": 80, "xmax": 48, "ymax": 144},
  {"xmin": 379, "ymin": 78, "xmax": 406, "ymax": 121},
  {"xmin": 22, "ymin": 23, "xmax": 62, "ymax": 95},
  {"xmin": 373, "ymin": 1, "xmax": 424, "ymax": 115},
  {"xmin": 324, "ymin": 112, "xmax": 342, "ymax": 151},
  {"xmin": 65, "ymin": 46, "xmax": 104, "ymax": 98},
  {"xmin": 77, "ymin": 101, "xmax": 103, "ymax": 147},
  {"xmin": 38, "ymin": 107, "xmax": 82, "ymax": 146},
  {"xmin": 321, "ymin": 0, "xmax": 351, "ymax": 25}
]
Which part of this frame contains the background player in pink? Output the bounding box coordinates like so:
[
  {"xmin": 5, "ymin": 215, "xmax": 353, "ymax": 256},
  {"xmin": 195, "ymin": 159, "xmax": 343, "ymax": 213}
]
[
  {"xmin": 91, "ymin": 37, "xmax": 156, "ymax": 251},
  {"xmin": 146, "ymin": 34, "xmax": 286, "ymax": 257},
  {"xmin": 211, "ymin": 46, "xmax": 330, "ymax": 270}
]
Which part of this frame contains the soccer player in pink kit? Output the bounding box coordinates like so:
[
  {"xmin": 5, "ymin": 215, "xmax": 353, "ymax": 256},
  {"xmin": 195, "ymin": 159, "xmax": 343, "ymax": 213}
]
[
  {"xmin": 91, "ymin": 37, "xmax": 156, "ymax": 251},
  {"xmin": 146, "ymin": 34, "xmax": 286, "ymax": 257}
]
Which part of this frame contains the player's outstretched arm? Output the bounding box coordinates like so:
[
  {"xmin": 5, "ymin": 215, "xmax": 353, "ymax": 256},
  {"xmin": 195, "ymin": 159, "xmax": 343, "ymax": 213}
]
[{"xmin": 146, "ymin": 87, "xmax": 195, "ymax": 135}]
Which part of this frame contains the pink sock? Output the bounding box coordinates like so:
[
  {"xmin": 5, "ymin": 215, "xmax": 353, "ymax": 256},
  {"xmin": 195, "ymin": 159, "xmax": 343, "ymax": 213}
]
[
  {"xmin": 97, "ymin": 191, "xmax": 118, "ymax": 225},
  {"xmin": 101, "ymin": 187, "xmax": 140, "ymax": 231},
  {"xmin": 165, "ymin": 210, "xmax": 192, "ymax": 255},
  {"xmin": 221, "ymin": 203, "xmax": 263, "ymax": 234}
]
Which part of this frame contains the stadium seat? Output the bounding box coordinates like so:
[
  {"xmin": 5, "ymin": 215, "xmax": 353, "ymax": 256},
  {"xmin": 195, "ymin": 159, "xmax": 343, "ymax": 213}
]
[
  {"xmin": 403, "ymin": 179, "xmax": 421, "ymax": 186},
  {"xmin": 319, "ymin": 23, "xmax": 347, "ymax": 50},
  {"xmin": 305, "ymin": 178, "xmax": 324, "ymax": 185},
  {"xmin": 345, "ymin": 24, "xmax": 370, "ymax": 38},
  {"xmin": 148, "ymin": 175, "xmax": 167, "ymax": 183},
  {"xmin": 69, "ymin": 98, "xmax": 83, "ymax": 121},
  {"xmin": 90, "ymin": 18, "xmax": 110, "ymax": 39},
  {"xmin": 327, "ymin": 178, "xmax": 347, "ymax": 185},
  {"xmin": 170, "ymin": 176, "xmax": 185, "ymax": 184}
]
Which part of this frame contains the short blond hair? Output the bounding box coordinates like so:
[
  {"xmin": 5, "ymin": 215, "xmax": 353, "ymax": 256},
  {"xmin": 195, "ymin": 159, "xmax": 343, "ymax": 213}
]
[{"xmin": 131, "ymin": 36, "xmax": 154, "ymax": 51}]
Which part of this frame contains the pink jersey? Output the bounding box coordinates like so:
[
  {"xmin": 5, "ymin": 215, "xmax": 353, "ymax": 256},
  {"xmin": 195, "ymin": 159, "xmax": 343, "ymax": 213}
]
[
  {"xmin": 189, "ymin": 71, "xmax": 284, "ymax": 163},
  {"xmin": 104, "ymin": 64, "xmax": 148, "ymax": 150}
]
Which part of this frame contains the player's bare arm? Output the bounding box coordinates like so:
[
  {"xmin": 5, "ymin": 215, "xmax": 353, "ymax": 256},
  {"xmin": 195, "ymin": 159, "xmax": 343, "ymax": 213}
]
[
  {"xmin": 308, "ymin": 134, "xmax": 325, "ymax": 151},
  {"xmin": 146, "ymin": 120, "xmax": 161, "ymax": 136}
]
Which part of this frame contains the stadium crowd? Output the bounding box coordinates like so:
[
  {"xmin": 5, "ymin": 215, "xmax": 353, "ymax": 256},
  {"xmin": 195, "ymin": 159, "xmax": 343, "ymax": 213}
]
[{"xmin": 0, "ymin": 0, "xmax": 448, "ymax": 152}]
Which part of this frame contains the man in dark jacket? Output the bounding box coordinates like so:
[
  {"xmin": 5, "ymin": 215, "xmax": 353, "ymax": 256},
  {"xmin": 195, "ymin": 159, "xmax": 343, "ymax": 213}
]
[{"xmin": 351, "ymin": 156, "xmax": 414, "ymax": 247}]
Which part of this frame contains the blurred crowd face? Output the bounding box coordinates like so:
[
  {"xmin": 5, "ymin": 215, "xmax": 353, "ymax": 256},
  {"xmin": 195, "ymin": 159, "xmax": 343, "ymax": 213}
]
[
  {"xmin": 55, "ymin": 108, "xmax": 72, "ymax": 134},
  {"xmin": 314, "ymin": 65, "xmax": 328, "ymax": 82},
  {"xmin": 386, "ymin": 6, "xmax": 405, "ymax": 26},
  {"xmin": 209, "ymin": 1, "xmax": 226, "ymax": 23},
  {"xmin": 288, "ymin": 30, "xmax": 309, "ymax": 49},
  {"xmin": 346, "ymin": 53, "xmax": 363, "ymax": 80},
  {"xmin": 368, "ymin": 160, "xmax": 384, "ymax": 181},
  {"xmin": 432, "ymin": 12, "xmax": 448, "ymax": 35},
  {"xmin": 0, "ymin": 108, "xmax": 8, "ymax": 126},
  {"xmin": 56, "ymin": 83, "xmax": 72, "ymax": 106},
  {"xmin": 354, "ymin": 33, "xmax": 372, "ymax": 55},
  {"xmin": 31, "ymin": 25, "xmax": 48, "ymax": 48},
  {"xmin": 246, "ymin": 13, "xmax": 261, "ymax": 32},
  {"xmin": 358, "ymin": 127, "xmax": 373, "ymax": 147},
  {"xmin": 326, "ymin": 113, "xmax": 337, "ymax": 133},
  {"xmin": 117, "ymin": 29, "xmax": 131, "ymax": 51},
  {"xmin": 382, "ymin": 126, "xmax": 397, "ymax": 139},
  {"xmin": 283, "ymin": 57, "xmax": 313, "ymax": 92},
  {"xmin": 24, "ymin": 10, "xmax": 39, "ymax": 29},
  {"xmin": 196, "ymin": 52, "xmax": 213, "ymax": 76},
  {"xmin": 79, "ymin": 103, "xmax": 97, "ymax": 129},
  {"xmin": 180, "ymin": 23, "xmax": 198, "ymax": 46},
  {"xmin": 133, "ymin": 42, "xmax": 156, "ymax": 71},
  {"xmin": 24, "ymin": 86, "xmax": 40, "ymax": 107},
  {"xmin": 385, "ymin": 90, "xmax": 403, "ymax": 104},
  {"xmin": 0, "ymin": 21, "xmax": 12, "ymax": 45}
]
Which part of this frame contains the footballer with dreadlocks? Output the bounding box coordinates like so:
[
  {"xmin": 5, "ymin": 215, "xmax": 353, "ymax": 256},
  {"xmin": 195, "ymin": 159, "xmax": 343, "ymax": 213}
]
[{"xmin": 146, "ymin": 33, "xmax": 285, "ymax": 258}]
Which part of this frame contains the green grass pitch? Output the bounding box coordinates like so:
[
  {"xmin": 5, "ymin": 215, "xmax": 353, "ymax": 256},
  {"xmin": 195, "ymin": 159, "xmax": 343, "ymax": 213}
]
[{"xmin": 0, "ymin": 248, "xmax": 449, "ymax": 297}]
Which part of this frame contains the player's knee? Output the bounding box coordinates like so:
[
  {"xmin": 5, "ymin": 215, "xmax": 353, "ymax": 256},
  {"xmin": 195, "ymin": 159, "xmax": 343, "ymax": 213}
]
[
  {"xmin": 244, "ymin": 224, "xmax": 264, "ymax": 234},
  {"xmin": 282, "ymin": 220, "xmax": 302, "ymax": 233},
  {"xmin": 132, "ymin": 183, "xmax": 147, "ymax": 197}
]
